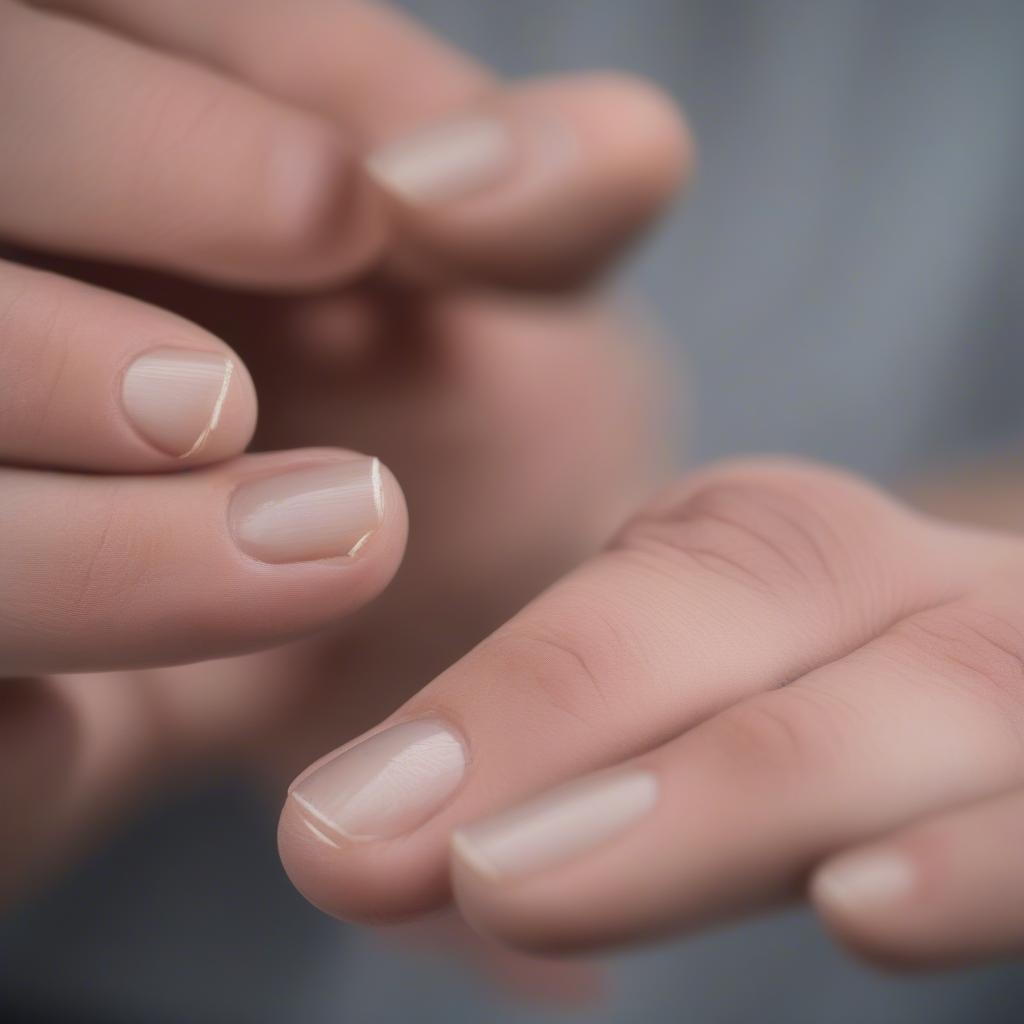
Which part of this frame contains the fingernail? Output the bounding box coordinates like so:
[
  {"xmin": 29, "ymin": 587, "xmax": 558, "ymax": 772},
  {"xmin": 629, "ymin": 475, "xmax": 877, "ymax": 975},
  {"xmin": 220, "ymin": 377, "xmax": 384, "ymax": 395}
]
[
  {"xmin": 122, "ymin": 348, "xmax": 234, "ymax": 457},
  {"xmin": 289, "ymin": 720, "xmax": 467, "ymax": 842},
  {"xmin": 813, "ymin": 850, "xmax": 915, "ymax": 913},
  {"xmin": 453, "ymin": 769, "xmax": 658, "ymax": 882},
  {"xmin": 230, "ymin": 458, "xmax": 383, "ymax": 563},
  {"xmin": 366, "ymin": 115, "xmax": 517, "ymax": 204}
]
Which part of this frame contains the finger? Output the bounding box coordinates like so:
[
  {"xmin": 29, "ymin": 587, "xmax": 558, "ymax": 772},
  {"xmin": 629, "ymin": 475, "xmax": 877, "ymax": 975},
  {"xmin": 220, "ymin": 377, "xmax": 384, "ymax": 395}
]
[
  {"xmin": 0, "ymin": 673, "xmax": 169, "ymax": 905},
  {"xmin": 0, "ymin": 260, "xmax": 256, "ymax": 470},
  {"xmin": 364, "ymin": 73, "xmax": 693, "ymax": 288},
  {"xmin": 3, "ymin": 657, "xmax": 318, "ymax": 905},
  {"xmin": 277, "ymin": 460, "xmax": 955, "ymax": 922},
  {"xmin": 0, "ymin": 1, "xmax": 385, "ymax": 288},
  {"xmin": 450, "ymin": 586, "xmax": 1024, "ymax": 952},
  {"xmin": 39, "ymin": 0, "xmax": 691, "ymax": 287},
  {"xmin": 0, "ymin": 450, "xmax": 406, "ymax": 675},
  {"xmin": 812, "ymin": 785, "xmax": 1024, "ymax": 969}
]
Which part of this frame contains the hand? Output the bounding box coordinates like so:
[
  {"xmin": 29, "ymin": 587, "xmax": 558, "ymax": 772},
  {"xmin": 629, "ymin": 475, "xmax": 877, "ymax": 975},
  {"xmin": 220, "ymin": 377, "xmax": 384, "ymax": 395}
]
[
  {"xmin": 0, "ymin": 0, "xmax": 690, "ymax": 902},
  {"xmin": 280, "ymin": 458, "xmax": 1024, "ymax": 970}
]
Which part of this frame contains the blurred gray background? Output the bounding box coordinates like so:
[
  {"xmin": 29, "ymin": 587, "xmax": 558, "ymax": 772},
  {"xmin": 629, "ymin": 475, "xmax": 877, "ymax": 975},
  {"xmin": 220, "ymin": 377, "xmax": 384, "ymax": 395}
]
[
  {"xmin": 3, "ymin": 1, "xmax": 1024, "ymax": 1022},
  {"xmin": 429, "ymin": 0, "xmax": 1024, "ymax": 484}
]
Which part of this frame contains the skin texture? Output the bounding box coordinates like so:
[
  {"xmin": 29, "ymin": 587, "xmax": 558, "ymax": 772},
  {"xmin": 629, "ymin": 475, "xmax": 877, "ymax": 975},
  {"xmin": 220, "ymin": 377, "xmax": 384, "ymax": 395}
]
[
  {"xmin": 279, "ymin": 457, "xmax": 1024, "ymax": 972},
  {"xmin": 16, "ymin": 0, "xmax": 1024, "ymax": 994},
  {"xmin": 0, "ymin": 0, "xmax": 690, "ymax": 913}
]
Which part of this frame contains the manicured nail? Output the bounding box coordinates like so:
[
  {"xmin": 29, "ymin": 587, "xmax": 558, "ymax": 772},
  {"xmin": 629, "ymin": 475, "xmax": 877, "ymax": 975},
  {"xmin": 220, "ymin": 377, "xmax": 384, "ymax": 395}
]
[
  {"xmin": 230, "ymin": 458, "xmax": 383, "ymax": 563},
  {"xmin": 122, "ymin": 347, "xmax": 233, "ymax": 456},
  {"xmin": 813, "ymin": 850, "xmax": 915, "ymax": 913},
  {"xmin": 289, "ymin": 720, "xmax": 467, "ymax": 842},
  {"xmin": 366, "ymin": 115, "xmax": 516, "ymax": 204},
  {"xmin": 453, "ymin": 769, "xmax": 658, "ymax": 882}
]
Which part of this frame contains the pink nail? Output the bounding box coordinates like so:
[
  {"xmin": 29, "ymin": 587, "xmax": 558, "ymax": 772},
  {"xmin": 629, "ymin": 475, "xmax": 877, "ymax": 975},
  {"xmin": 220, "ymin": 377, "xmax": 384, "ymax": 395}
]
[
  {"xmin": 122, "ymin": 348, "xmax": 233, "ymax": 456},
  {"xmin": 453, "ymin": 769, "xmax": 658, "ymax": 881},
  {"xmin": 230, "ymin": 459, "xmax": 383, "ymax": 563},
  {"xmin": 289, "ymin": 720, "xmax": 467, "ymax": 842}
]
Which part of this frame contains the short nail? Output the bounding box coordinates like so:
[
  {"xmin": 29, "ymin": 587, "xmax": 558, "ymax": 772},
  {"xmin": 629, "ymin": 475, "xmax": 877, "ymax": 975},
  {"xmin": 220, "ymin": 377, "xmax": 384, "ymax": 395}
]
[
  {"xmin": 122, "ymin": 347, "xmax": 234, "ymax": 457},
  {"xmin": 453, "ymin": 769, "xmax": 658, "ymax": 882},
  {"xmin": 230, "ymin": 458, "xmax": 383, "ymax": 563},
  {"xmin": 366, "ymin": 115, "xmax": 517, "ymax": 204},
  {"xmin": 289, "ymin": 720, "xmax": 467, "ymax": 842},
  {"xmin": 813, "ymin": 850, "xmax": 915, "ymax": 913}
]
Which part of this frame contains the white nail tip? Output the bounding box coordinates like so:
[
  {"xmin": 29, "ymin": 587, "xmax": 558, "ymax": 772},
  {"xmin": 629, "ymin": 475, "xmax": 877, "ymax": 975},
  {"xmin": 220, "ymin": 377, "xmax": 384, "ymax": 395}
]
[
  {"xmin": 370, "ymin": 456, "xmax": 384, "ymax": 519},
  {"xmin": 366, "ymin": 117, "xmax": 513, "ymax": 203},
  {"xmin": 344, "ymin": 458, "xmax": 384, "ymax": 557},
  {"xmin": 453, "ymin": 769, "xmax": 658, "ymax": 881},
  {"xmin": 181, "ymin": 359, "xmax": 233, "ymax": 458}
]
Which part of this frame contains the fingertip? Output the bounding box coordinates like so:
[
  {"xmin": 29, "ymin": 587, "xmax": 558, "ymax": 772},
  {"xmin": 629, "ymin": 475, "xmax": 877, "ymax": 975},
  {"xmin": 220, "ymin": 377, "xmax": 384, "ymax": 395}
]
[
  {"xmin": 562, "ymin": 70, "xmax": 695, "ymax": 208},
  {"xmin": 451, "ymin": 857, "xmax": 595, "ymax": 958},
  {"xmin": 810, "ymin": 848, "xmax": 936, "ymax": 971},
  {"xmin": 503, "ymin": 70, "xmax": 694, "ymax": 276},
  {"xmin": 277, "ymin": 793, "xmax": 449, "ymax": 925},
  {"xmin": 366, "ymin": 71, "xmax": 693, "ymax": 288},
  {"xmin": 176, "ymin": 345, "xmax": 258, "ymax": 466}
]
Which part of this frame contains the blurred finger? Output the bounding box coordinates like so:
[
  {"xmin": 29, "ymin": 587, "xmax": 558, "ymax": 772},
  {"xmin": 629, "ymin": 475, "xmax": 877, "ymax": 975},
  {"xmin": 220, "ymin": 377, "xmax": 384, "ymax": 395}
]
[
  {"xmin": 39, "ymin": 0, "xmax": 691, "ymax": 287},
  {"xmin": 0, "ymin": 672, "xmax": 176, "ymax": 906},
  {"xmin": 813, "ymin": 785, "xmax": 1024, "ymax": 968},
  {"xmin": 365, "ymin": 73, "xmax": 692, "ymax": 287},
  {"xmin": 1, "ymin": 0, "xmax": 385, "ymax": 287},
  {"xmin": 0, "ymin": 260, "xmax": 255, "ymax": 470}
]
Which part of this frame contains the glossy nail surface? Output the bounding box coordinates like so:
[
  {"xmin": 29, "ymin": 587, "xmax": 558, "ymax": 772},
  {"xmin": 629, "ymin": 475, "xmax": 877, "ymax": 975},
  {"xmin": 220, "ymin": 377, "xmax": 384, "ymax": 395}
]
[
  {"xmin": 289, "ymin": 720, "xmax": 466, "ymax": 842},
  {"xmin": 230, "ymin": 458, "xmax": 382, "ymax": 563},
  {"xmin": 366, "ymin": 116, "xmax": 514, "ymax": 204},
  {"xmin": 814, "ymin": 851, "xmax": 915, "ymax": 913},
  {"xmin": 122, "ymin": 348, "xmax": 233, "ymax": 456},
  {"xmin": 453, "ymin": 769, "xmax": 658, "ymax": 882}
]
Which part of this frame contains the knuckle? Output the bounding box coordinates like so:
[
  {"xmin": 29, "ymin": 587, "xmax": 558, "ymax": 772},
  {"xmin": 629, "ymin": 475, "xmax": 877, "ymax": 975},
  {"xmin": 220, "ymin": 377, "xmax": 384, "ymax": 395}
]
[
  {"xmin": 0, "ymin": 270, "xmax": 73, "ymax": 442},
  {"xmin": 1, "ymin": 480, "xmax": 163, "ymax": 668},
  {"xmin": 131, "ymin": 75, "xmax": 233, "ymax": 181},
  {"xmin": 707, "ymin": 687, "xmax": 847, "ymax": 784},
  {"xmin": 619, "ymin": 461, "xmax": 859, "ymax": 600},
  {"xmin": 248, "ymin": 121, "xmax": 360, "ymax": 262},
  {"xmin": 892, "ymin": 601, "xmax": 1024, "ymax": 709},
  {"xmin": 60, "ymin": 486, "xmax": 157, "ymax": 619},
  {"xmin": 131, "ymin": 77, "xmax": 360, "ymax": 266},
  {"xmin": 479, "ymin": 618, "xmax": 625, "ymax": 734}
]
